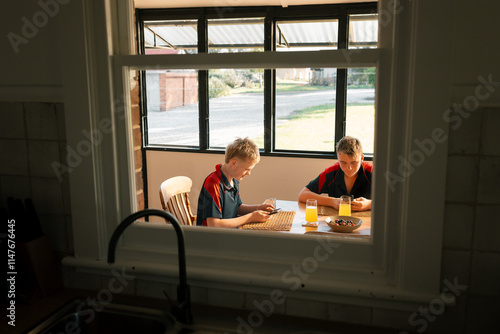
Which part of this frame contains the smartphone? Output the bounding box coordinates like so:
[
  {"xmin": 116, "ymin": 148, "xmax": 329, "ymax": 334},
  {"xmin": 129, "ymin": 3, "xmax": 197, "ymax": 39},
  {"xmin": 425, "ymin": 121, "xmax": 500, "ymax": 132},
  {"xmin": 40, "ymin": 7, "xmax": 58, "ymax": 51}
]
[{"xmin": 269, "ymin": 208, "xmax": 281, "ymax": 215}]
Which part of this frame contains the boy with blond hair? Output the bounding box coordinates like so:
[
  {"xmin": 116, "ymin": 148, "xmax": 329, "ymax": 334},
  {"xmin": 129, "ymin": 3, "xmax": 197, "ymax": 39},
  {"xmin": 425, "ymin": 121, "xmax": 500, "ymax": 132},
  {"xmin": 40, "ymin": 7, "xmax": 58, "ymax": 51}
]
[
  {"xmin": 197, "ymin": 138, "xmax": 274, "ymax": 228},
  {"xmin": 298, "ymin": 136, "xmax": 372, "ymax": 211}
]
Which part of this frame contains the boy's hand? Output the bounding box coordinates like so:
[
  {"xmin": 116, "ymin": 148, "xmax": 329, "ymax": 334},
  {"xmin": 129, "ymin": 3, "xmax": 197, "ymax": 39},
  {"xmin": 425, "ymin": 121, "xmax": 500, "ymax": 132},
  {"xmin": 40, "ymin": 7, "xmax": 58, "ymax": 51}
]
[
  {"xmin": 351, "ymin": 197, "xmax": 371, "ymax": 211},
  {"xmin": 251, "ymin": 210, "xmax": 271, "ymax": 222},
  {"xmin": 330, "ymin": 197, "xmax": 341, "ymax": 210},
  {"xmin": 258, "ymin": 203, "xmax": 274, "ymax": 212}
]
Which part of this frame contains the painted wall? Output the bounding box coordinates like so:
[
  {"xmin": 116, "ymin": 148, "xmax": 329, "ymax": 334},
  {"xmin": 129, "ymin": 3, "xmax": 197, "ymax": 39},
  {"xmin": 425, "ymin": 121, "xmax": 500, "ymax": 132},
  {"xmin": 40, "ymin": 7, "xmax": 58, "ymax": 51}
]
[{"xmin": 147, "ymin": 150, "xmax": 338, "ymax": 214}]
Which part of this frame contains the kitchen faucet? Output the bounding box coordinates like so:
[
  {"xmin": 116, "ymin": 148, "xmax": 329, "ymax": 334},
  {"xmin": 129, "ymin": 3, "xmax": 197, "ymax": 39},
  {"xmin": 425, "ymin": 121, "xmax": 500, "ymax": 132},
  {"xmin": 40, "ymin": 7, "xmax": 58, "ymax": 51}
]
[{"xmin": 107, "ymin": 209, "xmax": 192, "ymax": 324}]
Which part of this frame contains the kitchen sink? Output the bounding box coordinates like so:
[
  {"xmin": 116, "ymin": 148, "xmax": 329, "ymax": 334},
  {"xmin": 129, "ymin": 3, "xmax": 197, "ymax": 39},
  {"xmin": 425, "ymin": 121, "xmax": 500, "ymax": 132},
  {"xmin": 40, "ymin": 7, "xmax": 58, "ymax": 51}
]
[{"xmin": 27, "ymin": 299, "xmax": 176, "ymax": 334}]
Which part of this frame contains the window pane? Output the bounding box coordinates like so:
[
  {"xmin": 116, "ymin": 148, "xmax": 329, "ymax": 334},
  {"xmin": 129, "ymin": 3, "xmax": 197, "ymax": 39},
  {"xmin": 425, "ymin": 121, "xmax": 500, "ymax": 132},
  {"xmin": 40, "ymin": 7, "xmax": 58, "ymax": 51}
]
[
  {"xmin": 208, "ymin": 18, "xmax": 264, "ymax": 53},
  {"xmin": 275, "ymin": 68, "xmax": 336, "ymax": 151},
  {"xmin": 348, "ymin": 14, "xmax": 378, "ymax": 49},
  {"xmin": 146, "ymin": 69, "xmax": 199, "ymax": 147},
  {"xmin": 144, "ymin": 20, "xmax": 198, "ymax": 54},
  {"xmin": 345, "ymin": 68, "xmax": 376, "ymax": 154},
  {"xmin": 209, "ymin": 69, "xmax": 264, "ymax": 149},
  {"xmin": 276, "ymin": 20, "xmax": 338, "ymax": 51}
]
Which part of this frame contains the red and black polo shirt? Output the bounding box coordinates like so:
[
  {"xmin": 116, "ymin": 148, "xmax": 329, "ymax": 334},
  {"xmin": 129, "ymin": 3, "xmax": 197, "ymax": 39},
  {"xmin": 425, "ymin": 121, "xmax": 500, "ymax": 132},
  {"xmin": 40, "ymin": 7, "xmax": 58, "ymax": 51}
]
[
  {"xmin": 196, "ymin": 164, "xmax": 243, "ymax": 226},
  {"xmin": 305, "ymin": 162, "xmax": 373, "ymax": 199}
]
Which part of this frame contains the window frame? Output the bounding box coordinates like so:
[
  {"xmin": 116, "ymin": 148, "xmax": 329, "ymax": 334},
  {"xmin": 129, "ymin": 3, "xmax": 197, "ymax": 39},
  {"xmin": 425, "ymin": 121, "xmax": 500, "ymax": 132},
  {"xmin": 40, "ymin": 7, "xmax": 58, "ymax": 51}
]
[{"xmin": 136, "ymin": 4, "xmax": 377, "ymax": 159}]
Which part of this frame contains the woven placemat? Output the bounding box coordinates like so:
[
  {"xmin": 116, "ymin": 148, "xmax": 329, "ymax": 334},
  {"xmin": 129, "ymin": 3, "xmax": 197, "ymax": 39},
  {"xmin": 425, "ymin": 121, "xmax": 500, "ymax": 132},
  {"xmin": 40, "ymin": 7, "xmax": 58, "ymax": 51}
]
[{"xmin": 240, "ymin": 211, "xmax": 296, "ymax": 231}]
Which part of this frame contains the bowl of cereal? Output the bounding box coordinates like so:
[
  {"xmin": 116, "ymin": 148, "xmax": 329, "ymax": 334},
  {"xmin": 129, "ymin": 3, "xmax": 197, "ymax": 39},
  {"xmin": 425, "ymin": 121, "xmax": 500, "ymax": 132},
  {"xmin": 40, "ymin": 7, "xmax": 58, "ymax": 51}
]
[{"xmin": 326, "ymin": 216, "xmax": 362, "ymax": 233}]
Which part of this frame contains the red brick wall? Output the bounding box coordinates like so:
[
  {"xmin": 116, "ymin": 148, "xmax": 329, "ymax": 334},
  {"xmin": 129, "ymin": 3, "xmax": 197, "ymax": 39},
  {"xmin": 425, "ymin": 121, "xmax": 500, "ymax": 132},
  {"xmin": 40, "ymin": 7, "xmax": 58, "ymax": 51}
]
[
  {"xmin": 130, "ymin": 72, "xmax": 144, "ymax": 211},
  {"xmin": 160, "ymin": 72, "xmax": 198, "ymax": 111}
]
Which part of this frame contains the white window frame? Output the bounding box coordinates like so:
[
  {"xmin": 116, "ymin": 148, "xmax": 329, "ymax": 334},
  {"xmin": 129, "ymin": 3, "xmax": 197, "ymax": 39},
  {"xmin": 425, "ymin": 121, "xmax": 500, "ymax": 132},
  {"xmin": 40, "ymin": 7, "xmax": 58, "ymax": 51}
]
[{"xmin": 62, "ymin": 0, "xmax": 450, "ymax": 311}]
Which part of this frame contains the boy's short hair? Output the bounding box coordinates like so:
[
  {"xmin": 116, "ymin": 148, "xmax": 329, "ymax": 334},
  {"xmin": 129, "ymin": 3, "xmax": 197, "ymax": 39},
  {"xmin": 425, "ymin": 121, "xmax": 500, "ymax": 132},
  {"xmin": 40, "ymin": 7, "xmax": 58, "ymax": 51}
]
[
  {"xmin": 336, "ymin": 136, "xmax": 363, "ymax": 158},
  {"xmin": 225, "ymin": 137, "xmax": 260, "ymax": 163}
]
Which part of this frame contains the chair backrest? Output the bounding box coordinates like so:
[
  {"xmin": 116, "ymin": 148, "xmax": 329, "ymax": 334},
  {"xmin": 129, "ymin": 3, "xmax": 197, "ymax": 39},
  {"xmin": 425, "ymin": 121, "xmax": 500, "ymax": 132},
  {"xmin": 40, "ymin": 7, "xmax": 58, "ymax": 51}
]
[{"xmin": 159, "ymin": 176, "xmax": 195, "ymax": 226}]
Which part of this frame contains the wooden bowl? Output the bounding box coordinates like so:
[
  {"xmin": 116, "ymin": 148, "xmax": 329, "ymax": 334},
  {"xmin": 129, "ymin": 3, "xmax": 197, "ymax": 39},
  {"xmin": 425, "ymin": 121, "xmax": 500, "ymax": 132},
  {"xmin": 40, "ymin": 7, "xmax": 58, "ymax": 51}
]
[{"xmin": 326, "ymin": 216, "xmax": 363, "ymax": 233}]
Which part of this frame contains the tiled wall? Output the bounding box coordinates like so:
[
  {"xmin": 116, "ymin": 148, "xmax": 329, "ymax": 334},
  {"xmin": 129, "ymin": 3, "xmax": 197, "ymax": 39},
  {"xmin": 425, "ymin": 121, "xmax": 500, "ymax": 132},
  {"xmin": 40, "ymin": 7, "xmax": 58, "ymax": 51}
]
[
  {"xmin": 441, "ymin": 107, "xmax": 500, "ymax": 333},
  {"xmin": 0, "ymin": 102, "xmax": 73, "ymax": 259}
]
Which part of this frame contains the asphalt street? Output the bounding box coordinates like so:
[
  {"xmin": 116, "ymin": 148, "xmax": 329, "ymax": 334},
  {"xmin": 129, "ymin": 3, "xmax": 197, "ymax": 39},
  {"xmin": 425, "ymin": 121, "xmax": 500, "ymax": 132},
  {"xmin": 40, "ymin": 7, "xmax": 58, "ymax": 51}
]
[{"xmin": 147, "ymin": 88, "xmax": 374, "ymax": 147}]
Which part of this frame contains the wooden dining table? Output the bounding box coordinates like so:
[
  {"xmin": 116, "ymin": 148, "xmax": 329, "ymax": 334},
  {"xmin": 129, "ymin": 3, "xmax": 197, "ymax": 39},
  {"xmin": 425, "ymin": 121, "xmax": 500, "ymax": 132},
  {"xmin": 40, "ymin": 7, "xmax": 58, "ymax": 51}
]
[{"xmin": 277, "ymin": 200, "xmax": 372, "ymax": 236}]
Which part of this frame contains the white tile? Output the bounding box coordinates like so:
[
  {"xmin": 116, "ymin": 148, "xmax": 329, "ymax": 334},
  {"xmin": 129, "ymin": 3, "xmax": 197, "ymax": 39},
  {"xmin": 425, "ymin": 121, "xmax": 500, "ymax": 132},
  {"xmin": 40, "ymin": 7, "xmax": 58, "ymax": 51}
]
[
  {"xmin": 470, "ymin": 251, "xmax": 500, "ymax": 296},
  {"xmin": 244, "ymin": 292, "xmax": 286, "ymax": 316},
  {"xmin": 0, "ymin": 175, "xmax": 31, "ymax": 207},
  {"xmin": 135, "ymin": 279, "xmax": 174, "ymax": 300},
  {"xmin": 62, "ymin": 178, "xmax": 72, "ymax": 215},
  {"xmin": 0, "ymin": 140, "xmax": 28, "ymax": 175},
  {"xmin": 424, "ymin": 291, "xmax": 468, "ymax": 334},
  {"xmin": 55, "ymin": 103, "xmax": 66, "ymax": 140},
  {"xmin": 465, "ymin": 296, "xmax": 500, "ymax": 334},
  {"xmin": 28, "ymin": 140, "xmax": 61, "ymax": 177},
  {"xmin": 285, "ymin": 297, "xmax": 328, "ymax": 320},
  {"xmin": 31, "ymin": 177, "xmax": 64, "ymax": 215},
  {"xmin": 38, "ymin": 213, "xmax": 68, "ymax": 253},
  {"xmin": 101, "ymin": 269, "xmax": 137, "ymax": 296},
  {"xmin": 65, "ymin": 216, "xmax": 74, "ymax": 254},
  {"xmin": 25, "ymin": 103, "xmax": 58, "ymax": 140},
  {"xmin": 327, "ymin": 302, "xmax": 372, "ymax": 325},
  {"xmin": 445, "ymin": 156, "xmax": 478, "ymax": 203},
  {"xmin": 476, "ymin": 157, "xmax": 500, "ymax": 205},
  {"xmin": 207, "ymin": 288, "xmax": 245, "ymax": 309},
  {"xmin": 442, "ymin": 204, "xmax": 474, "ymax": 249},
  {"xmin": 447, "ymin": 106, "xmax": 482, "ymax": 155},
  {"xmin": 68, "ymin": 270, "xmax": 102, "ymax": 291},
  {"xmin": 371, "ymin": 307, "xmax": 414, "ymax": 332},
  {"xmin": 440, "ymin": 250, "xmax": 471, "ymax": 288},
  {"xmin": 190, "ymin": 285, "xmax": 208, "ymax": 304},
  {"xmin": 0, "ymin": 102, "xmax": 25, "ymax": 139},
  {"xmin": 480, "ymin": 108, "xmax": 500, "ymax": 156},
  {"xmin": 473, "ymin": 205, "xmax": 500, "ymax": 252}
]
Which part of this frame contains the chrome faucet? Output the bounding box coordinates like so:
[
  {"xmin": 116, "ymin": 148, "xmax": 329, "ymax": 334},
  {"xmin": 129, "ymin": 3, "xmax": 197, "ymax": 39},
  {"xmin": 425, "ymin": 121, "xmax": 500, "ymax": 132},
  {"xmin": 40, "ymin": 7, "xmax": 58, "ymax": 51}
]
[{"xmin": 107, "ymin": 209, "xmax": 192, "ymax": 324}]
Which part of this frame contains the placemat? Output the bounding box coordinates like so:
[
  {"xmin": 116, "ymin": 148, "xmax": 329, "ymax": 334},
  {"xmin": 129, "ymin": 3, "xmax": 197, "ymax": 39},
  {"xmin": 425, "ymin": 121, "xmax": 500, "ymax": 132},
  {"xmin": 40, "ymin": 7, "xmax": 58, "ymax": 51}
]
[{"xmin": 240, "ymin": 211, "xmax": 296, "ymax": 231}]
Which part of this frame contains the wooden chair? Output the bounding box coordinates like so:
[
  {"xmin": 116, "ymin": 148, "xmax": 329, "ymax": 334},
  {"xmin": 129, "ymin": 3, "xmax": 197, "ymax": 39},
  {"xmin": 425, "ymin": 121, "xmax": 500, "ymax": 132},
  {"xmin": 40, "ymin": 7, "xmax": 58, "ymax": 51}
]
[{"xmin": 159, "ymin": 176, "xmax": 196, "ymax": 226}]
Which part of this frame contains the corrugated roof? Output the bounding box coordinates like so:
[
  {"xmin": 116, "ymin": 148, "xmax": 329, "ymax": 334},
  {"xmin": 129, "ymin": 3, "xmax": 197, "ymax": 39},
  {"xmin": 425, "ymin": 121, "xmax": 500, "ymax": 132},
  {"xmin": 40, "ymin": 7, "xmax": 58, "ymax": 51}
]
[{"xmin": 144, "ymin": 16, "xmax": 377, "ymax": 52}]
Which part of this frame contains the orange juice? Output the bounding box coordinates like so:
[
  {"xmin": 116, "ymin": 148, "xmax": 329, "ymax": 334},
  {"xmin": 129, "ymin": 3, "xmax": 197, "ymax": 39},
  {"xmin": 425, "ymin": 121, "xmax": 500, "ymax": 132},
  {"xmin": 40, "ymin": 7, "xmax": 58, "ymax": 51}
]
[
  {"xmin": 339, "ymin": 203, "xmax": 351, "ymax": 216},
  {"xmin": 305, "ymin": 205, "xmax": 318, "ymax": 223}
]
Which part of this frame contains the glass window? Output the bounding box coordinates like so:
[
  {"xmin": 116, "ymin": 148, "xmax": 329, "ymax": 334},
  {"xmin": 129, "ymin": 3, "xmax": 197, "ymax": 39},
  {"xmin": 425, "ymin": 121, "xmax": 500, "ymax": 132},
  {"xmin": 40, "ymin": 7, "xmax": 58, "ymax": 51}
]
[
  {"xmin": 139, "ymin": 7, "xmax": 377, "ymax": 155},
  {"xmin": 208, "ymin": 69, "xmax": 264, "ymax": 149},
  {"xmin": 274, "ymin": 68, "xmax": 336, "ymax": 152},
  {"xmin": 144, "ymin": 20, "xmax": 198, "ymax": 54},
  {"xmin": 208, "ymin": 18, "xmax": 264, "ymax": 53},
  {"xmin": 146, "ymin": 69, "xmax": 199, "ymax": 147},
  {"xmin": 276, "ymin": 20, "xmax": 338, "ymax": 51},
  {"xmin": 348, "ymin": 14, "xmax": 378, "ymax": 49},
  {"xmin": 345, "ymin": 68, "xmax": 376, "ymax": 154}
]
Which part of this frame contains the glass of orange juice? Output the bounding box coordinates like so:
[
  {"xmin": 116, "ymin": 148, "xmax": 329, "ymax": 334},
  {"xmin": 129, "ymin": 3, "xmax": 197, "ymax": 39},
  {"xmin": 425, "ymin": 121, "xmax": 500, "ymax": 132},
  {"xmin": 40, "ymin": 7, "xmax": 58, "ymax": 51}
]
[
  {"xmin": 305, "ymin": 199, "xmax": 318, "ymax": 224},
  {"xmin": 338, "ymin": 195, "xmax": 351, "ymax": 216}
]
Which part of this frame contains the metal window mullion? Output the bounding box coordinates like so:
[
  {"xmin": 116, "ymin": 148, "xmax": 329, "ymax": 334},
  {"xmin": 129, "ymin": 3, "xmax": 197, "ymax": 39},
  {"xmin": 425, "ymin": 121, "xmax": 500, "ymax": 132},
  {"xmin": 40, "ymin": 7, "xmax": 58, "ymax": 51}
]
[
  {"xmin": 264, "ymin": 14, "xmax": 274, "ymax": 153},
  {"xmin": 335, "ymin": 6, "xmax": 348, "ymax": 150},
  {"xmin": 335, "ymin": 69, "xmax": 347, "ymax": 147},
  {"xmin": 198, "ymin": 12, "xmax": 209, "ymax": 150}
]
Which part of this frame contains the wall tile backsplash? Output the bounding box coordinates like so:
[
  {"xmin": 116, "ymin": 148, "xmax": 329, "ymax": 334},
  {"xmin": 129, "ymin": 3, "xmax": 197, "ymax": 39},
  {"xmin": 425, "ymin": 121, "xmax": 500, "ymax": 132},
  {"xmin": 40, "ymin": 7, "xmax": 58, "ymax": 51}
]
[
  {"xmin": 0, "ymin": 102, "xmax": 72, "ymax": 259},
  {"xmin": 443, "ymin": 107, "xmax": 500, "ymax": 333}
]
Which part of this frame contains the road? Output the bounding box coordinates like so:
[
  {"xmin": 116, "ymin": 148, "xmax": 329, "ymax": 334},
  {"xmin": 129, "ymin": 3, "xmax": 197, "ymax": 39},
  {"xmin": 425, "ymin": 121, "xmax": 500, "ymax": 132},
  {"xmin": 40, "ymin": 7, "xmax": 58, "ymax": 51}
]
[{"xmin": 147, "ymin": 88, "xmax": 374, "ymax": 147}]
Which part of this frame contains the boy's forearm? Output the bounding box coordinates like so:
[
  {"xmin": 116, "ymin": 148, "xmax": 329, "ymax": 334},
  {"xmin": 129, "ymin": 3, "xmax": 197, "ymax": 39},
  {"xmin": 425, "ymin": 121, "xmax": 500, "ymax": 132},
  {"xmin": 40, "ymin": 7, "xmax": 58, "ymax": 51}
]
[
  {"xmin": 207, "ymin": 214, "xmax": 254, "ymax": 228},
  {"xmin": 237, "ymin": 204, "xmax": 258, "ymax": 215},
  {"xmin": 298, "ymin": 187, "xmax": 336, "ymax": 207}
]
